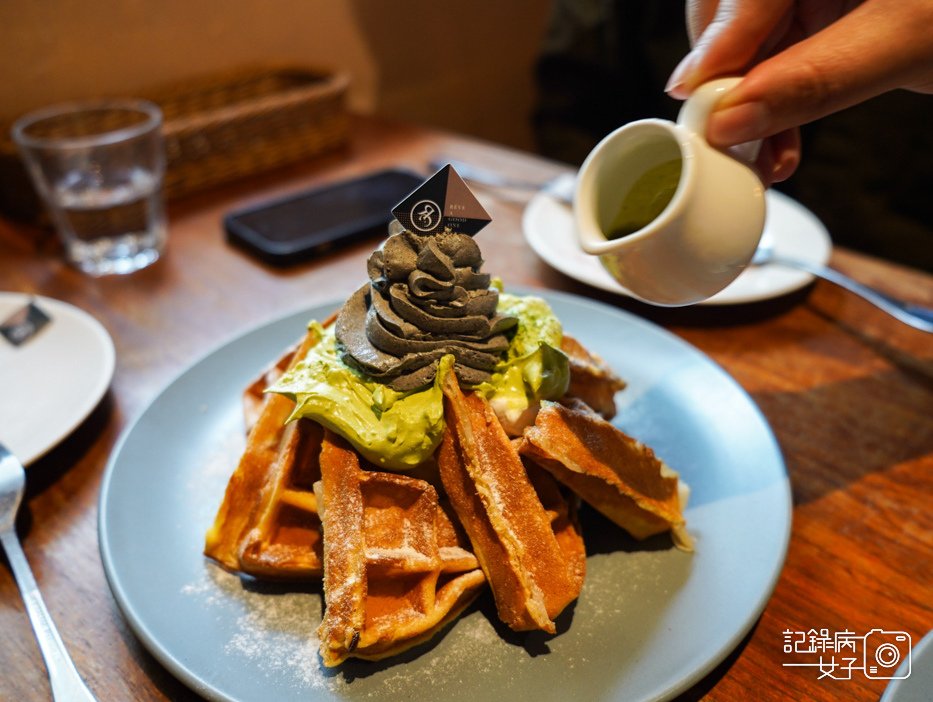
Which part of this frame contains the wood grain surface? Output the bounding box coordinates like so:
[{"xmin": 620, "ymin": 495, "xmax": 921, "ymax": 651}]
[{"xmin": 0, "ymin": 115, "xmax": 930, "ymax": 702}]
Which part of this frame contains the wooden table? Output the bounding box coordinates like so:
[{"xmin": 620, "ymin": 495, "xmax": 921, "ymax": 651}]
[{"xmin": 1, "ymin": 116, "xmax": 930, "ymax": 702}]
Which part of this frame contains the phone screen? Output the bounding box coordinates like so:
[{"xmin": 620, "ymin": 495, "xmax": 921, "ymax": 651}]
[{"xmin": 224, "ymin": 169, "xmax": 424, "ymax": 264}]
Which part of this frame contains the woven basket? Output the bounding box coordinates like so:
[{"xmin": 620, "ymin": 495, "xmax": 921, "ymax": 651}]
[{"xmin": 0, "ymin": 65, "xmax": 350, "ymax": 222}]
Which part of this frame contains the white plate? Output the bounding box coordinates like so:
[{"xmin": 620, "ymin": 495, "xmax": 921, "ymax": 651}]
[
  {"xmin": 523, "ymin": 189, "xmax": 832, "ymax": 305},
  {"xmin": 0, "ymin": 292, "xmax": 115, "ymax": 465},
  {"xmin": 99, "ymin": 289, "xmax": 791, "ymax": 702}
]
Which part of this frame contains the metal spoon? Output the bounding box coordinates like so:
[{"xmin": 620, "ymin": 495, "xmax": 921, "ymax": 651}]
[
  {"xmin": 436, "ymin": 156, "xmax": 932, "ymax": 330},
  {"xmin": 0, "ymin": 441, "xmax": 98, "ymax": 701},
  {"xmin": 428, "ymin": 157, "xmax": 576, "ymax": 202},
  {"xmin": 752, "ymin": 243, "xmax": 933, "ymax": 333}
]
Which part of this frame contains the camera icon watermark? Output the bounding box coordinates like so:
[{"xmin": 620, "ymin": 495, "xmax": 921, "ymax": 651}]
[
  {"xmin": 863, "ymin": 629, "xmax": 911, "ymax": 679},
  {"xmin": 782, "ymin": 627, "xmax": 911, "ymax": 681}
]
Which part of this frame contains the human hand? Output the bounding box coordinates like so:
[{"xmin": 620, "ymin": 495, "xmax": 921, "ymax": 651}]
[{"xmin": 665, "ymin": 0, "xmax": 933, "ymax": 184}]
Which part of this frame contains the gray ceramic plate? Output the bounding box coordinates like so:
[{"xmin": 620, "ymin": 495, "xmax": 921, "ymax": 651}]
[{"xmin": 99, "ymin": 288, "xmax": 791, "ymax": 702}]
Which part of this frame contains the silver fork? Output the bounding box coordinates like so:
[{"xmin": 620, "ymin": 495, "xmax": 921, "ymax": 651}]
[
  {"xmin": 0, "ymin": 441, "xmax": 98, "ymax": 702},
  {"xmin": 752, "ymin": 242, "xmax": 933, "ymax": 333}
]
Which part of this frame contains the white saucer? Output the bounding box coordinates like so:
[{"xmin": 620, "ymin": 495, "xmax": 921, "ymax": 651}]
[
  {"xmin": 523, "ymin": 188, "xmax": 832, "ymax": 305},
  {"xmin": 0, "ymin": 293, "xmax": 115, "ymax": 465},
  {"xmin": 882, "ymin": 629, "xmax": 933, "ymax": 702}
]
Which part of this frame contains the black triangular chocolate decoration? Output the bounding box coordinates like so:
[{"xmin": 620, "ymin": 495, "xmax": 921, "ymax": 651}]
[{"xmin": 392, "ymin": 164, "xmax": 491, "ymax": 236}]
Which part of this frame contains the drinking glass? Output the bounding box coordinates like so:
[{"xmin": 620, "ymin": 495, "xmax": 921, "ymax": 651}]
[{"xmin": 12, "ymin": 99, "xmax": 167, "ymax": 276}]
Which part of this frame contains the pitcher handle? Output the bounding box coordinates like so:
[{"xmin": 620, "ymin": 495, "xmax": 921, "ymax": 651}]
[{"xmin": 677, "ymin": 77, "xmax": 761, "ymax": 163}]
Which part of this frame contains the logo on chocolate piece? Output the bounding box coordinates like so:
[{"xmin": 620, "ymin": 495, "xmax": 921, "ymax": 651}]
[
  {"xmin": 393, "ymin": 164, "xmax": 491, "ymax": 236},
  {"xmin": 410, "ymin": 199, "xmax": 441, "ymax": 232},
  {"xmin": 1, "ymin": 299, "xmax": 51, "ymax": 347}
]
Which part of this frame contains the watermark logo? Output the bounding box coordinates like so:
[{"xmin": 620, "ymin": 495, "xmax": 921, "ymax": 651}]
[{"xmin": 782, "ymin": 628, "xmax": 911, "ymax": 681}]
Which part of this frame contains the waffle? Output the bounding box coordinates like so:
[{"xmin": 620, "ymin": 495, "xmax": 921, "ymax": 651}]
[
  {"xmin": 438, "ymin": 369, "xmax": 585, "ymax": 633},
  {"xmin": 315, "ymin": 430, "xmax": 486, "ymax": 666},
  {"xmin": 523, "ymin": 458, "xmax": 586, "ymax": 592},
  {"xmin": 205, "ymin": 310, "xmax": 688, "ymax": 667},
  {"xmin": 204, "ymin": 326, "xmax": 326, "ymax": 578},
  {"xmin": 560, "ymin": 334, "xmax": 626, "ymax": 420},
  {"xmin": 241, "ymin": 340, "xmax": 299, "ymax": 434},
  {"xmin": 242, "ymin": 311, "xmax": 338, "ymax": 433},
  {"xmin": 519, "ymin": 400, "xmax": 692, "ymax": 550}
]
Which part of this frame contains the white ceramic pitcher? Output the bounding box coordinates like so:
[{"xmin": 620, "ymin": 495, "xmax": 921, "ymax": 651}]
[{"xmin": 575, "ymin": 77, "xmax": 766, "ymax": 306}]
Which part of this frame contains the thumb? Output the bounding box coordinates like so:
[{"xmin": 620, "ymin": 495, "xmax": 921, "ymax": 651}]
[{"xmin": 706, "ymin": 0, "xmax": 933, "ymax": 147}]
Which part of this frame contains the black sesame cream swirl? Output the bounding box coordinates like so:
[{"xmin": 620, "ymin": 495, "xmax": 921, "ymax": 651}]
[{"xmin": 335, "ymin": 227, "xmax": 517, "ymax": 392}]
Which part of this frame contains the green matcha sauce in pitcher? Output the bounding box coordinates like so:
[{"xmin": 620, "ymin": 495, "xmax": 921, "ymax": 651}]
[{"xmin": 607, "ymin": 159, "xmax": 682, "ymax": 240}]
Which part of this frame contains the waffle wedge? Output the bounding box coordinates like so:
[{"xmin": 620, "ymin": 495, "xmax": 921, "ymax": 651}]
[
  {"xmin": 316, "ymin": 430, "xmax": 486, "ymax": 667},
  {"xmin": 560, "ymin": 334, "xmax": 626, "ymax": 420},
  {"xmin": 438, "ymin": 370, "xmax": 584, "ymax": 634},
  {"xmin": 242, "ymin": 342, "xmax": 300, "ymax": 434},
  {"xmin": 242, "ymin": 311, "xmax": 339, "ymax": 433},
  {"xmin": 524, "ymin": 459, "xmax": 586, "ymax": 593},
  {"xmin": 519, "ymin": 400, "xmax": 692, "ymax": 550},
  {"xmin": 204, "ymin": 325, "xmax": 326, "ymax": 578}
]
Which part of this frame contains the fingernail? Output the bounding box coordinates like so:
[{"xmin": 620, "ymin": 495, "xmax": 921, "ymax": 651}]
[
  {"xmin": 707, "ymin": 101, "xmax": 771, "ymax": 146},
  {"xmin": 771, "ymin": 145, "xmax": 800, "ymax": 182},
  {"xmin": 665, "ymin": 53, "xmax": 697, "ymax": 99}
]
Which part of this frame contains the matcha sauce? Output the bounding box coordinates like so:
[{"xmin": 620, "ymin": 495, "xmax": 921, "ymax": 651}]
[{"xmin": 607, "ymin": 159, "xmax": 682, "ymax": 240}]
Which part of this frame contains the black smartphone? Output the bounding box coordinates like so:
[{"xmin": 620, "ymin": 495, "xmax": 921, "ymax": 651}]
[{"xmin": 224, "ymin": 168, "xmax": 424, "ymax": 265}]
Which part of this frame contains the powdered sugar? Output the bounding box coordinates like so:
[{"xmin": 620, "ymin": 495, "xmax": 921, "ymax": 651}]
[
  {"xmin": 179, "ymin": 422, "xmax": 348, "ymax": 693},
  {"xmin": 181, "ymin": 561, "xmax": 343, "ymax": 693},
  {"xmin": 179, "ymin": 560, "xmax": 508, "ymax": 697},
  {"xmin": 224, "ymin": 589, "xmax": 329, "ymax": 690}
]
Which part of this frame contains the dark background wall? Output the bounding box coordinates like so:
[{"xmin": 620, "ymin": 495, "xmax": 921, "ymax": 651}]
[{"xmin": 532, "ymin": 0, "xmax": 933, "ymax": 272}]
